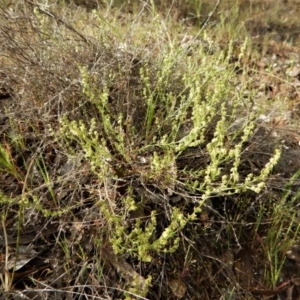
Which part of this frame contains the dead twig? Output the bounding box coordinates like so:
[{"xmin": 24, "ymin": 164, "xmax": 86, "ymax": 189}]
[{"xmin": 23, "ymin": 0, "xmax": 95, "ymax": 48}]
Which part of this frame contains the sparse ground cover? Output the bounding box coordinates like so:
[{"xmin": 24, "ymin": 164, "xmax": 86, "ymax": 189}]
[{"xmin": 1, "ymin": 0, "xmax": 300, "ymax": 299}]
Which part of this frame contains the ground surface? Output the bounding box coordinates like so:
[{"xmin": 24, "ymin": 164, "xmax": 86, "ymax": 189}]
[{"xmin": 1, "ymin": 1, "xmax": 300, "ymax": 300}]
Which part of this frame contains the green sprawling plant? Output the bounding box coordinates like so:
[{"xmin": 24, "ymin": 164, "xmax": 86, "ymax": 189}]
[{"xmin": 56, "ymin": 36, "xmax": 281, "ymax": 267}]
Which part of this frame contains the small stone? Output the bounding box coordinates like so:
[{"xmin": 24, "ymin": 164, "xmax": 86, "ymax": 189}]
[
  {"xmin": 271, "ymin": 54, "xmax": 278, "ymax": 61},
  {"xmin": 286, "ymin": 66, "xmax": 300, "ymax": 77},
  {"xmin": 170, "ymin": 194, "xmax": 182, "ymax": 204},
  {"xmin": 168, "ymin": 278, "xmax": 187, "ymax": 299}
]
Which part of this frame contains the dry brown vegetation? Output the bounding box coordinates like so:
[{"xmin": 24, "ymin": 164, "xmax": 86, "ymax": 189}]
[{"xmin": 1, "ymin": 1, "xmax": 300, "ymax": 299}]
